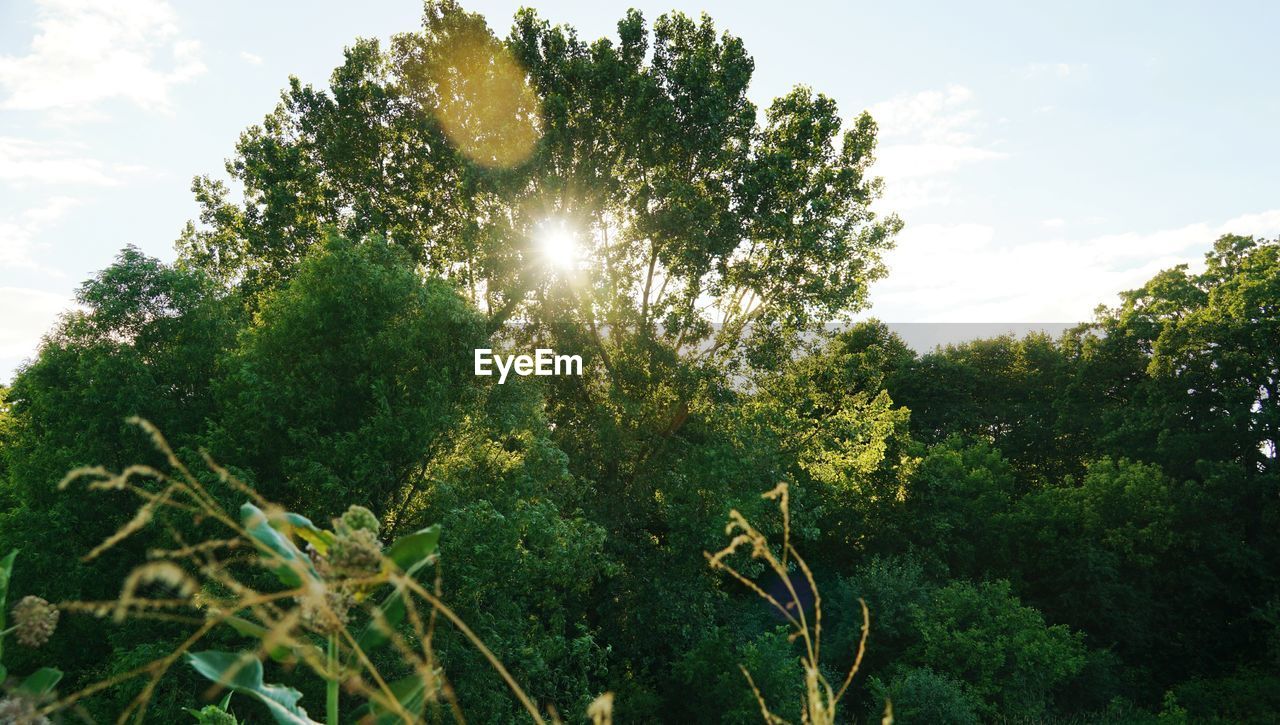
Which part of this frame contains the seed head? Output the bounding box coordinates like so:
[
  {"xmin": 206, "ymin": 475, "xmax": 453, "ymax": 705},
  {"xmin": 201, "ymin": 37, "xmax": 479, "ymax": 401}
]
[
  {"xmin": 188, "ymin": 704, "xmax": 237, "ymax": 725},
  {"xmin": 328, "ymin": 528, "xmax": 383, "ymax": 577},
  {"xmin": 299, "ymin": 586, "xmax": 354, "ymax": 636},
  {"xmin": 0, "ymin": 694, "xmax": 49, "ymax": 724},
  {"xmin": 339, "ymin": 505, "xmax": 381, "ymax": 536},
  {"xmin": 11, "ymin": 595, "xmax": 59, "ymax": 648}
]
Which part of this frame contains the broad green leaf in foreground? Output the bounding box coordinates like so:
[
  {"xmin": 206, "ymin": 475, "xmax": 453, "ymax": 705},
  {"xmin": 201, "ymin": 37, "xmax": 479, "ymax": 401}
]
[
  {"xmin": 240, "ymin": 503, "xmax": 318, "ymax": 587},
  {"xmin": 350, "ymin": 672, "xmax": 428, "ymax": 724},
  {"xmin": 385, "ymin": 524, "xmax": 440, "ymax": 572},
  {"xmin": 0, "ymin": 548, "xmax": 16, "ymax": 663},
  {"xmin": 186, "ymin": 650, "xmax": 320, "ymax": 725},
  {"xmin": 355, "ymin": 525, "xmax": 441, "ymax": 654}
]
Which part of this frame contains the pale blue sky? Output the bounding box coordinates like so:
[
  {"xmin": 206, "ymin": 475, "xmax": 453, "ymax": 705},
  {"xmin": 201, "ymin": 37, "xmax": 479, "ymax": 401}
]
[{"xmin": 2, "ymin": 0, "xmax": 1279, "ymax": 380}]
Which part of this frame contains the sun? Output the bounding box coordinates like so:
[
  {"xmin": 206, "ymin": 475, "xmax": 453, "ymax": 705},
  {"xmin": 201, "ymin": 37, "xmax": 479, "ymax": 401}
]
[{"xmin": 535, "ymin": 218, "xmax": 582, "ymax": 270}]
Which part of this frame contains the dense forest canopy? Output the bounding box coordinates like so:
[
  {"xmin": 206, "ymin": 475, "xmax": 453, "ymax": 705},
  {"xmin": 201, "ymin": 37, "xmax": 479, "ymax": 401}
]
[{"xmin": 1, "ymin": 1, "xmax": 1277, "ymax": 722}]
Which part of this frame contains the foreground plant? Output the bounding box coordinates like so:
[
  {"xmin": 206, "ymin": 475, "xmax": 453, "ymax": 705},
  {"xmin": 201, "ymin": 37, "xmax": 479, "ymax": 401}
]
[
  {"xmin": 0, "ymin": 549, "xmax": 64, "ymax": 725},
  {"xmin": 50, "ymin": 418, "xmax": 554, "ymax": 724},
  {"xmin": 707, "ymin": 483, "xmax": 881, "ymax": 725}
]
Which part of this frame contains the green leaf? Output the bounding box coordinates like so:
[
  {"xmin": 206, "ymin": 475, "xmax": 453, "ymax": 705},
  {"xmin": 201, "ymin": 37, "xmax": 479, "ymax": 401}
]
[
  {"xmin": 0, "ymin": 548, "xmax": 17, "ymax": 662},
  {"xmin": 350, "ymin": 673, "xmax": 427, "ymax": 724},
  {"xmin": 186, "ymin": 651, "xmax": 320, "ymax": 725},
  {"xmin": 16, "ymin": 667, "xmax": 62, "ymax": 696},
  {"xmin": 219, "ymin": 615, "xmax": 321, "ymax": 663},
  {"xmin": 273, "ymin": 512, "xmax": 335, "ymax": 556},
  {"xmin": 385, "ymin": 524, "xmax": 440, "ymax": 572},
  {"xmin": 240, "ymin": 503, "xmax": 318, "ymax": 588},
  {"xmin": 355, "ymin": 526, "xmax": 440, "ymax": 654},
  {"xmin": 355, "ymin": 584, "xmax": 408, "ymax": 654}
]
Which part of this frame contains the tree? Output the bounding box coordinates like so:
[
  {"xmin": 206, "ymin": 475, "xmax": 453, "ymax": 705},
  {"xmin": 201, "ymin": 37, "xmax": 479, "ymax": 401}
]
[
  {"xmin": 176, "ymin": 11, "xmax": 900, "ymax": 706},
  {"xmin": 209, "ymin": 234, "xmax": 487, "ymax": 517},
  {"xmin": 890, "ymin": 333, "xmax": 1077, "ymax": 481},
  {"xmin": 0, "ymin": 386, "xmax": 12, "ymax": 483},
  {"xmin": 742, "ymin": 321, "xmax": 916, "ymax": 565},
  {"xmin": 1008, "ymin": 459, "xmax": 1177, "ymax": 670},
  {"xmin": 179, "ymin": 1, "xmax": 899, "ymax": 436},
  {"xmin": 403, "ymin": 380, "xmax": 613, "ymax": 720},
  {"xmin": 1063, "ymin": 236, "xmax": 1280, "ymax": 478},
  {"xmin": 1144, "ymin": 235, "xmax": 1280, "ymax": 475},
  {"xmin": 868, "ymin": 667, "xmax": 980, "ymax": 725},
  {"xmin": 898, "ymin": 438, "xmax": 1019, "ymax": 580},
  {"xmin": 0, "ymin": 247, "xmax": 237, "ymax": 712},
  {"xmin": 907, "ymin": 580, "xmax": 1086, "ymax": 720}
]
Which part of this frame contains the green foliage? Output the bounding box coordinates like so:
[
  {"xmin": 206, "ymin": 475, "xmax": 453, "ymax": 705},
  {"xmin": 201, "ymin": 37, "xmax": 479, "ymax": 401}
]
[
  {"xmin": 830, "ymin": 556, "xmax": 931, "ymax": 675},
  {"xmin": 673, "ymin": 626, "xmax": 805, "ymax": 724},
  {"xmin": 1171, "ymin": 667, "xmax": 1280, "ymax": 724},
  {"xmin": 1, "ymin": 0, "xmax": 1277, "ymax": 718},
  {"xmin": 0, "ymin": 550, "xmax": 63, "ymax": 719},
  {"xmin": 899, "ymin": 437, "xmax": 1019, "ymax": 579},
  {"xmin": 187, "ymin": 698, "xmax": 240, "ymax": 725},
  {"xmin": 907, "ymin": 580, "xmax": 1086, "ymax": 720},
  {"xmin": 1008, "ymin": 459, "xmax": 1177, "ymax": 661},
  {"xmin": 890, "ymin": 333, "xmax": 1073, "ymax": 480},
  {"xmin": 1061, "ymin": 236, "xmax": 1279, "ymax": 478},
  {"xmin": 868, "ymin": 667, "xmax": 980, "ymax": 725},
  {"xmin": 210, "ymin": 234, "xmax": 487, "ymax": 515}
]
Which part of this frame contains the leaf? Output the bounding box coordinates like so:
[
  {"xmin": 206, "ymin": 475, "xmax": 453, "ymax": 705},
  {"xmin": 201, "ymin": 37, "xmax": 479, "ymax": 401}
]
[
  {"xmin": 16, "ymin": 667, "xmax": 62, "ymax": 696},
  {"xmin": 219, "ymin": 615, "xmax": 321, "ymax": 663},
  {"xmin": 0, "ymin": 548, "xmax": 16, "ymax": 662},
  {"xmin": 350, "ymin": 673, "xmax": 428, "ymax": 724},
  {"xmin": 240, "ymin": 503, "xmax": 318, "ymax": 588},
  {"xmin": 355, "ymin": 584, "xmax": 409, "ymax": 654},
  {"xmin": 274, "ymin": 512, "xmax": 335, "ymax": 556},
  {"xmin": 385, "ymin": 524, "xmax": 441, "ymax": 572},
  {"xmin": 186, "ymin": 651, "xmax": 320, "ymax": 725},
  {"xmin": 355, "ymin": 526, "xmax": 440, "ymax": 654}
]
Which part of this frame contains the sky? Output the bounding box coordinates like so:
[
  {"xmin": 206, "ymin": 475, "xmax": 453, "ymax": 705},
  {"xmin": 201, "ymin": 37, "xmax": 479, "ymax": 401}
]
[{"xmin": 2, "ymin": 0, "xmax": 1279, "ymax": 381}]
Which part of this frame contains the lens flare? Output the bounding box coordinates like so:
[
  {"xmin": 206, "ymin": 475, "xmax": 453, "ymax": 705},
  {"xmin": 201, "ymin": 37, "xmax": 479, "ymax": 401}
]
[
  {"xmin": 427, "ymin": 26, "xmax": 542, "ymax": 169},
  {"xmin": 535, "ymin": 219, "xmax": 582, "ymax": 270}
]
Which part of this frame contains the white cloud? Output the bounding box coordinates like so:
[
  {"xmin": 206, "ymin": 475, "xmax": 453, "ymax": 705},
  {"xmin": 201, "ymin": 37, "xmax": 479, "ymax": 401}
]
[
  {"xmin": 0, "ymin": 0, "xmax": 205, "ymax": 119},
  {"xmin": 870, "ymin": 210, "xmax": 1280, "ymax": 322},
  {"xmin": 0, "ymin": 197, "xmax": 80, "ymax": 270},
  {"xmin": 874, "ymin": 143, "xmax": 1006, "ymax": 180},
  {"xmin": 1041, "ymin": 218, "xmax": 1065, "ymax": 228},
  {"xmin": 0, "ymin": 137, "xmax": 122, "ymax": 186},
  {"xmin": 1020, "ymin": 62, "xmax": 1085, "ymax": 79},
  {"xmin": 0, "ymin": 286, "xmax": 71, "ymax": 380},
  {"xmin": 239, "ymin": 51, "xmax": 263, "ymax": 65},
  {"xmin": 871, "ymin": 85, "xmax": 980, "ymax": 144},
  {"xmin": 869, "ymin": 85, "xmax": 1006, "ymax": 210}
]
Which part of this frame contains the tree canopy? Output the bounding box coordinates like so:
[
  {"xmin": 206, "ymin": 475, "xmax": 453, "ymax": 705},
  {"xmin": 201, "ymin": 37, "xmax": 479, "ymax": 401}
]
[{"xmin": 0, "ymin": 2, "xmax": 1277, "ymax": 723}]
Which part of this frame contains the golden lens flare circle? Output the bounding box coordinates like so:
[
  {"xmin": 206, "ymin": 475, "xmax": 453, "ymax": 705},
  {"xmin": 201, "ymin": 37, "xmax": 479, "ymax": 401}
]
[{"xmin": 428, "ymin": 28, "xmax": 541, "ymax": 169}]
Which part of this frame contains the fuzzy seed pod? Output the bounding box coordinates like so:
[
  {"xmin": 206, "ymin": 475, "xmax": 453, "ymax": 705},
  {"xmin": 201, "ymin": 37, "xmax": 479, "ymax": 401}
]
[
  {"xmin": 0, "ymin": 694, "xmax": 50, "ymax": 724},
  {"xmin": 11, "ymin": 596, "xmax": 59, "ymax": 648},
  {"xmin": 328, "ymin": 528, "xmax": 383, "ymax": 577},
  {"xmin": 299, "ymin": 587, "xmax": 355, "ymax": 636},
  {"xmin": 339, "ymin": 505, "xmax": 381, "ymax": 536},
  {"xmin": 188, "ymin": 705, "xmax": 237, "ymax": 725},
  {"xmin": 306, "ymin": 543, "xmax": 334, "ymax": 579}
]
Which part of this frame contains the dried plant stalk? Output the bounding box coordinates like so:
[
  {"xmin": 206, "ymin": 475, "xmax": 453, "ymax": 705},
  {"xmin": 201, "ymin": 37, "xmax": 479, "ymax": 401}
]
[{"xmin": 706, "ymin": 482, "xmax": 871, "ymax": 725}]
